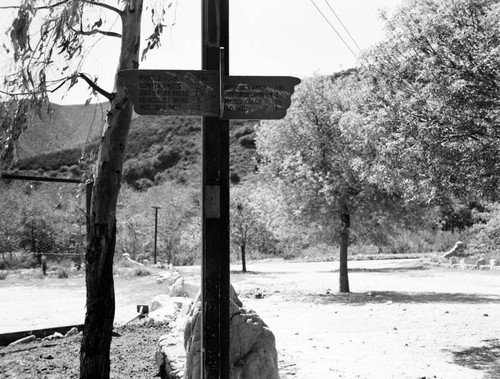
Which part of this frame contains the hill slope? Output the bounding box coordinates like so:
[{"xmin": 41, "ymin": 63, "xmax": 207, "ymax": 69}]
[
  {"xmin": 13, "ymin": 103, "xmax": 258, "ymax": 185},
  {"xmin": 17, "ymin": 103, "xmax": 106, "ymax": 158}
]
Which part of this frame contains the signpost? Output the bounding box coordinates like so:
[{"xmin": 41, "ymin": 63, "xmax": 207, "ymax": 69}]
[{"xmin": 119, "ymin": 1, "xmax": 300, "ymax": 377}]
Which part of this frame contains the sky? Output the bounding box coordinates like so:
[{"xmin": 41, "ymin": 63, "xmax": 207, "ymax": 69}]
[{"xmin": 0, "ymin": 0, "xmax": 403, "ymax": 105}]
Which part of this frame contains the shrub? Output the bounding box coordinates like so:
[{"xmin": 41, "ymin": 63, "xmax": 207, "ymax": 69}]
[
  {"xmin": 0, "ymin": 271, "xmax": 8, "ymax": 280},
  {"xmin": 69, "ymin": 165, "xmax": 81, "ymax": 176},
  {"xmin": 153, "ymin": 148, "xmax": 181, "ymax": 170},
  {"xmin": 230, "ymin": 172, "xmax": 240, "ymax": 184},
  {"xmin": 238, "ymin": 134, "xmax": 256, "ymax": 149},
  {"xmin": 134, "ymin": 267, "xmax": 151, "ymax": 276},
  {"xmin": 56, "ymin": 267, "xmax": 69, "ymax": 279},
  {"xmin": 134, "ymin": 178, "xmax": 154, "ymax": 191},
  {"xmin": 123, "ymin": 158, "xmax": 156, "ymax": 185}
]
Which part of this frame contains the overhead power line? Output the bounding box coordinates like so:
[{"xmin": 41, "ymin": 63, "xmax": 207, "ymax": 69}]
[
  {"xmin": 323, "ymin": 0, "xmax": 363, "ymax": 54},
  {"xmin": 309, "ymin": 0, "xmax": 358, "ymax": 60}
]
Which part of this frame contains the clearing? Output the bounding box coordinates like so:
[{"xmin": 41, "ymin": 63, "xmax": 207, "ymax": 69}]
[{"xmin": 1, "ymin": 258, "xmax": 499, "ymax": 378}]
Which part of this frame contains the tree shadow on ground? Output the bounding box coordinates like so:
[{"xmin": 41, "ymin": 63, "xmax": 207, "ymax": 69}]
[
  {"xmin": 230, "ymin": 265, "xmax": 427, "ymax": 276},
  {"xmin": 450, "ymin": 339, "xmax": 500, "ymax": 379},
  {"xmin": 306, "ymin": 291, "xmax": 500, "ymax": 306}
]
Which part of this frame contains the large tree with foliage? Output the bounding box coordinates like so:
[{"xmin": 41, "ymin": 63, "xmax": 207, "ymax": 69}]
[
  {"xmin": 365, "ymin": 0, "xmax": 500, "ymax": 199},
  {"xmin": 256, "ymin": 71, "xmax": 408, "ymax": 293},
  {"xmin": 0, "ymin": 1, "xmax": 170, "ymax": 377}
]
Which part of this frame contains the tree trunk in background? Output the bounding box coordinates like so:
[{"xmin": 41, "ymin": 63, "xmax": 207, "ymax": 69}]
[
  {"xmin": 339, "ymin": 204, "xmax": 350, "ymax": 293},
  {"xmin": 80, "ymin": 2, "xmax": 143, "ymax": 378},
  {"xmin": 241, "ymin": 243, "xmax": 247, "ymax": 272}
]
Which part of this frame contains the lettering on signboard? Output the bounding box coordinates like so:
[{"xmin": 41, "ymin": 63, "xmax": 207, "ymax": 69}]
[
  {"xmin": 222, "ymin": 76, "xmax": 301, "ymax": 120},
  {"xmin": 119, "ymin": 69, "xmax": 300, "ymax": 120},
  {"xmin": 118, "ymin": 70, "xmax": 220, "ymax": 116}
]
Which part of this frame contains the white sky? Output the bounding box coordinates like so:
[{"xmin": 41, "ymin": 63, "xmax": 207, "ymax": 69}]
[{"xmin": 0, "ymin": 0, "xmax": 402, "ymax": 105}]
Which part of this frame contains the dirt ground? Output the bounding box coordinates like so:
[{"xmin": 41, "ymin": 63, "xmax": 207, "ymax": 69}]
[{"xmin": 1, "ymin": 259, "xmax": 500, "ymax": 378}]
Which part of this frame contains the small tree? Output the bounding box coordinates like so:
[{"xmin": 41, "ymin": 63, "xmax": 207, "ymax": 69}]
[{"xmin": 19, "ymin": 214, "xmax": 56, "ymax": 265}]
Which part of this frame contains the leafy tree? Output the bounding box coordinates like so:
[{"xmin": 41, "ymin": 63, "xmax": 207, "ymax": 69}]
[
  {"xmin": 230, "ymin": 185, "xmax": 271, "ymax": 272},
  {"xmin": 256, "ymin": 72, "xmax": 404, "ymax": 293},
  {"xmin": 0, "ymin": 1, "xmax": 171, "ymax": 377},
  {"xmin": 117, "ymin": 182, "xmax": 199, "ymax": 265},
  {"xmin": 19, "ymin": 212, "xmax": 57, "ymax": 264},
  {"xmin": 365, "ymin": 0, "xmax": 500, "ymax": 199}
]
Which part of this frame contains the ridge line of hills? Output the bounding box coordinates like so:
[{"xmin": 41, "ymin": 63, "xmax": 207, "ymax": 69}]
[{"xmin": 12, "ymin": 103, "xmax": 259, "ymax": 187}]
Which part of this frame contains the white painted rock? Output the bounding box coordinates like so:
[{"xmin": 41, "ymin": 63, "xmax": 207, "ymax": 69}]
[
  {"xmin": 149, "ymin": 294, "xmax": 182, "ymax": 323},
  {"xmin": 9, "ymin": 335, "xmax": 36, "ymax": 346},
  {"xmin": 183, "ymin": 285, "xmax": 279, "ymax": 379},
  {"xmin": 65, "ymin": 327, "xmax": 79, "ymax": 338}
]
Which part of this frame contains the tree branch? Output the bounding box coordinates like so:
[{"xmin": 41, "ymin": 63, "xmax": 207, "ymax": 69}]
[
  {"xmin": 78, "ymin": 73, "xmax": 114, "ymax": 101},
  {"xmin": 81, "ymin": 0, "xmax": 123, "ymax": 16},
  {"xmin": 0, "ymin": 0, "xmax": 122, "ymax": 15},
  {"xmin": 72, "ymin": 26, "xmax": 122, "ymax": 39},
  {"xmin": 0, "ymin": 0, "xmax": 69, "ymax": 10}
]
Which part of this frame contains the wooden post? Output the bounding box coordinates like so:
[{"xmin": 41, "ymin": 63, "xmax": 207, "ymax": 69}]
[
  {"xmin": 152, "ymin": 206, "xmax": 161, "ymax": 265},
  {"xmin": 201, "ymin": 0, "xmax": 230, "ymax": 378}
]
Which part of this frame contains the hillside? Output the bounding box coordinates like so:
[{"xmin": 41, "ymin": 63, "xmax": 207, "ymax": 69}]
[
  {"xmin": 12, "ymin": 103, "xmax": 259, "ymax": 186},
  {"xmin": 16, "ymin": 103, "xmax": 107, "ymax": 158}
]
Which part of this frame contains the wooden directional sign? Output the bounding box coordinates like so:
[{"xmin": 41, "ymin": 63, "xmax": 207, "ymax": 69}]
[
  {"xmin": 119, "ymin": 69, "xmax": 300, "ymax": 120},
  {"xmin": 118, "ymin": 69, "xmax": 220, "ymax": 116},
  {"xmin": 222, "ymin": 76, "xmax": 301, "ymax": 120}
]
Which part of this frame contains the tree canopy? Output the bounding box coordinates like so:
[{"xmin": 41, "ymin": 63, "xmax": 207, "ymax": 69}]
[
  {"xmin": 256, "ymin": 71, "xmax": 419, "ymax": 291},
  {"xmin": 365, "ymin": 0, "xmax": 500, "ymax": 199}
]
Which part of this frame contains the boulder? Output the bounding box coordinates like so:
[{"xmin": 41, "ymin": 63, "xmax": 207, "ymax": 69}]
[
  {"xmin": 64, "ymin": 327, "xmax": 79, "ymax": 338},
  {"xmin": 476, "ymin": 257, "xmax": 487, "ymax": 269},
  {"xmin": 459, "ymin": 258, "xmax": 467, "ymax": 270},
  {"xmin": 149, "ymin": 294, "xmax": 182, "ymax": 324},
  {"xmin": 183, "ymin": 285, "xmax": 279, "ymax": 379},
  {"xmin": 9, "ymin": 335, "xmax": 35, "ymax": 346},
  {"xmin": 443, "ymin": 241, "xmax": 467, "ymax": 259},
  {"xmin": 156, "ymin": 334, "xmax": 185, "ymax": 379},
  {"xmin": 121, "ymin": 253, "xmax": 144, "ymax": 267}
]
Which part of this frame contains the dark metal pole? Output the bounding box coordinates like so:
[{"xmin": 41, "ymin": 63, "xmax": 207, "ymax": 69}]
[
  {"xmin": 202, "ymin": 0, "xmax": 230, "ymax": 378},
  {"xmin": 152, "ymin": 206, "xmax": 161, "ymax": 265}
]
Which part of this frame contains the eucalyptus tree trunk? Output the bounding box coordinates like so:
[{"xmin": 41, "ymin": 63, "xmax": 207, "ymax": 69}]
[
  {"xmin": 339, "ymin": 204, "xmax": 350, "ymax": 293},
  {"xmin": 80, "ymin": 2, "xmax": 143, "ymax": 378}
]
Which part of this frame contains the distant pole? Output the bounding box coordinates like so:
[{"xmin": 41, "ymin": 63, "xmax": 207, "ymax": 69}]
[
  {"xmin": 152, "ymin": 206, "xmax": 161, "ymax": 265},
  {"xmin": 202, "ymin": 0, "xmax": 230, "ymax": 378}
]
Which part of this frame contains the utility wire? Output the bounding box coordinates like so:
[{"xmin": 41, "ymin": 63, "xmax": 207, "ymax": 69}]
[
  {"xmin": 323, "ymin": 0, "xmax": 363, "ymax": 53},
  {"xmin": 309, "ymin": 0, "xmax": 358, "ymax": 60}
]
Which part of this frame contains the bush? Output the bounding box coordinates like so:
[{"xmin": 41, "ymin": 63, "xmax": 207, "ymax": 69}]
[
  {"xmin": 56, "ymin": 267, "xmax": 69, "ymax": 279},
  {"xmin": 123, "ymin": 158, "xmax": 156, "ymax": 186},
  {"xmin": 0, "ymin": 271, "xmax": 8, "ymax": 280},
  {"xmin": 230, "ymin": 172, "xmax": 240, "ymax": 184},
  {"xmin": 238, "ymin": 134, "xmax": 256, "ymax": 149},
  {"xmin": 134, "ymin": 267, "xmax": 151, "ymax": 276},
  {"xmin": 153, "ymin": 148, "xmax": 181, "ymax": 170}
]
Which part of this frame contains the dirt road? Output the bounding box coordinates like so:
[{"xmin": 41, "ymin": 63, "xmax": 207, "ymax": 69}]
[{"xmin": 1, "ymin": 259, "xmax": 499, "ymax": 378}]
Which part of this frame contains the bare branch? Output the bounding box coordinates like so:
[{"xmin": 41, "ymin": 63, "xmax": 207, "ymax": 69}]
[
  {"xmin": 81, "ymin": 0, "xmax": 123, "ymax": 16},
  {"xmin": 72, "ymin": 26, "xmax": 122, "ymax": 39},
  {"xmin": 78, "ymin": 73, "xmax": 114, "ymax": 101}
]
